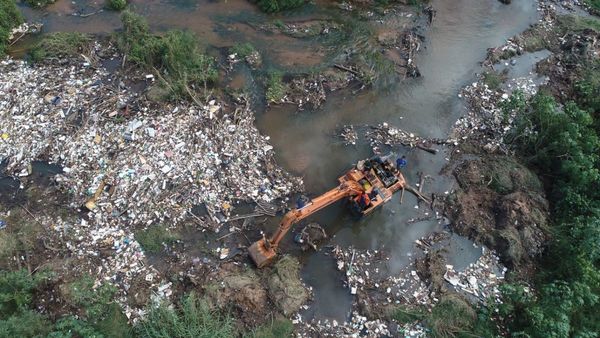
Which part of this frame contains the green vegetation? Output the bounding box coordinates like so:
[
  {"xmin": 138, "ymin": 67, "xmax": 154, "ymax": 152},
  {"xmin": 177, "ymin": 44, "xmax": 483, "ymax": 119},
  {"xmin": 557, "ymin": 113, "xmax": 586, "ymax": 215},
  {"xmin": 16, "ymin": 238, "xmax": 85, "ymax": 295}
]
[
  {"xmin": 391, "ymin": 305, "xmax": 426, "ymax": 324},
  {"xmin": 135, "ymin": 224, "xmax": 180, "ymax": 253},
  {"xmin": 0, "ymin": 0, "xmax": 23, "ymax": 55},
  {"xmin": 0, "ymin": 270, "xmax": 131, "ymax": 337},
  {"xmin": 107, "ymin": 0, "xmax": 127, "ymax": 11},
  {"xmin": 135, "ymin": 292, "xmax": 235, "ymax": 338},
  {"xmin": 30, "ymin": 32, "xmax": 92, "ymax": 62},
  {"xmin": 116, "ymin": 11, "xmax": 218, "ymax": 99},
  {"xmin": 556, "ymin": 13, "xmax": 600, "ymax": 33},
  {"xmin": 256, "ymin": 0, "xmax": 305, "ymax": 13},
  {"xmin": 0, "ymin": 209, "xmax": 43, "ymax": 264},
  {"xmin": 427, "ymin": 295, "xmax": 476, "ymax": 338},
  {"xmin": 482, "ymin": 71, "xmax": 503, "ymax": 90},
  {"xmin": 247, "ymin": 318, "xmax": 293, "ymax": 338},
  {"xmin": 231, "ymin": 42, "xmax": 256, "ymax": 59},
  {"xmin": 265, "ymin": 71, "xmax": 286, "ymax": 103},
  {"xmin": 585, "ymin": 0, "xmax": 600, "ymax": 12},
  {"xmin": 24, "ymin": 0, "xmax": 56, "ymax": 8},
  {"xmin": 498, "ymin": 61, "xmax": 600, "ymax": 335}
]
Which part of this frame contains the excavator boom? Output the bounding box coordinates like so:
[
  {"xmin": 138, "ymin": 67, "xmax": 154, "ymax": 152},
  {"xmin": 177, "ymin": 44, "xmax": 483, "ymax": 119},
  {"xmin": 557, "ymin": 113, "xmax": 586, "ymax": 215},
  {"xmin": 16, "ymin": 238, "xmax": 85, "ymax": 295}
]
[
  {"xmin": 248, "ymin": 157, "xmax": 406, "ymax": 268},
  {"xmin": 249, "ymin": 179, "xmax": 362, "ymax": 268}
]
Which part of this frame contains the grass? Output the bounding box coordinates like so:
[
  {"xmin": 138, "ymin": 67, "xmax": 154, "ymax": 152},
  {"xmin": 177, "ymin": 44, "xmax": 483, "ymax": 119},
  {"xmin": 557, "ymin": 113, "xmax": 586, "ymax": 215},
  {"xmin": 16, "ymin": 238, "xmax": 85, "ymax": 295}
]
[
  {"xmin": 136, "ymin": 292, "xmax": 235, "ymax": 338},
  {"xmin": 246, "ymin": 318, "xmax": 294, "ymax": 338},
  {"xmin": 391, "ymin": 305, "xmax": 426, "ymax": 324},
  {"xmin": 256, "ymin": 0, "xmax": 305, "ymax": 13},
  {"xmin": 135, "ymin": 224, "xmax": 180, "ymax": 253},
  {"xmin": 0, "ymin": 209, "xmax": 43, "ymax": 264},
  {"xmin": 585, "ymin": 0, "xmax": 600, "ymax": 12},
  {"xmin": 556, "ymin": 14, "xmax": 600, "ymax": 33},
  {"xmin": 116, "ymin": 11, "xmax": 218, "ymax": 100},
  {"xmin": 0, "ymin": 0, "xmax": 24, "ymax": 55},
  {"xmin": 30, "ymin": 32, "xmax": 92, "ymax": 62},
  {"xmin": 231, "ymin": 42, "xmax": 256, "ymax": 59},
  {"xmin": 482, "ymin": 71, "xmax": 503, "ymax": 90},
  {"xmin": 106, "ymin": 0, "xmax": 127, "ymax": 11},
  {"xmin": 427, "ymin": 294, "xmax": 476, "ymax": 338},
  {"xmin": 265, "ymin": 71, "xmax": 286, "ymax": 103}
]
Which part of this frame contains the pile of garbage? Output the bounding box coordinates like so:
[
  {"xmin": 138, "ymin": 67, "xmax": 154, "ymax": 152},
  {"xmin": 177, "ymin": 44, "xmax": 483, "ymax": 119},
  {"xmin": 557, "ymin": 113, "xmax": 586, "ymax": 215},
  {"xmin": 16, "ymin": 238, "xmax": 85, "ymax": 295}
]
[
  {"xmin": 0, "ymin": 58, "xmax": 301, "ymax": 226},
  {"xmin": 0, "ymin": 56, "xmax": 302, "ymax": 320},
  {"xmin": 443, "ymin": 248, "xmax": 506, "ymax": 304},
  {"xmin": 332, "ymin": 246, "xmax": 433, "ymax": 307},
  {"xmin": 294, "ymin": 312, "xmax": 391, "ymax": 337},
  {"xmin": 367, "ymin": 122, "xmax": 447, "ymax": 151},
  {"xmin": 64, "ymin": 222, "xmax": 168, "ymax": 320}
]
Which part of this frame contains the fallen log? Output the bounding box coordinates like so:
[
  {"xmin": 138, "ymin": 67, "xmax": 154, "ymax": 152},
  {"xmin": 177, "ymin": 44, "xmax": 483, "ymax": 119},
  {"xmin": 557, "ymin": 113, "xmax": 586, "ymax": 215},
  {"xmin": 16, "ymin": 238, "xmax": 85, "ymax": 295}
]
[{"xmin": 405, "ymin": 185, "xmax": 430, "ymax": 203}]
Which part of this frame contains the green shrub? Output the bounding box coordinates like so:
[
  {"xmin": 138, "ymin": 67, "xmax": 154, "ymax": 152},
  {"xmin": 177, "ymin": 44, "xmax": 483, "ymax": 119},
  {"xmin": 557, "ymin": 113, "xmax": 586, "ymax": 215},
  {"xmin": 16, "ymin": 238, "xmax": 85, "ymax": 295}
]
[
  {"xmin": 0, "ymin": 0, "xmax": 24, "ymax": 55},
  {"xmin": 24, "ymin": 0, "xmax": 56, "ymax": 8},
  {"xmin": 265, "ymin": 71, "xmax": 286, "ymax": 103},
  {"xmin": 136, "ymin": 292, "xmax": 235, "ymax": 338},
  {"xmin": 117, "ymin": 11, "xmax": 218, "ymax": 99},
  {"xmin": 231, "ymin": 42, "xmax": 256, "ymax": 59},
  {"xmin": 135, "ymin": 224, "xmax": 180, "ymax": 253},
  {"xmin": 107, "ymin": 0, "xmax": 127, "ymax": 11},
  {"xmin": 256, "ymin": 0, "xmax": 305, "ymax": 13},
  {"xmin": 30, "ymin": 32, "xmax": 92, "ymax": 61},
  {"xmin": 0, "ymin": 270, "xmax": 54, "ymax": 337}
]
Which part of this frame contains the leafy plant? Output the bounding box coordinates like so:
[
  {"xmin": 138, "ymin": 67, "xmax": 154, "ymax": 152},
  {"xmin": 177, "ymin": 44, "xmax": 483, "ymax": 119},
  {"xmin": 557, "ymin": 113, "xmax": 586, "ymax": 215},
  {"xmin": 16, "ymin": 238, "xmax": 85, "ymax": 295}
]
[
  {"xmin": 0, "ymin": 0, "xmax": 23, "ymax": 55},
  {"xmin": 107, "ymin": 0, "xmax": 127, "ymax": 11},
  {"xmin": 231, "ymin": 42, "xmax": 256, "ymax": 59},
  {"xmin": 265, "ymin": 71, "xmax": 286, "ymax": 103},
  {"xmin": 116, "ymin": 11, "xmax": 218, "ymax": 100}
]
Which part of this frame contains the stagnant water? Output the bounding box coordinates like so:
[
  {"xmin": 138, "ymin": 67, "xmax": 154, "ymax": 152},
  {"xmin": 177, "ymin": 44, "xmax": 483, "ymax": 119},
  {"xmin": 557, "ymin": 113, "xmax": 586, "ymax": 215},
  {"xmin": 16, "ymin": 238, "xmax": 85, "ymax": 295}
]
[{"xmin": 16, "ymin": 0, "xmax": 539, "ymax": 322}]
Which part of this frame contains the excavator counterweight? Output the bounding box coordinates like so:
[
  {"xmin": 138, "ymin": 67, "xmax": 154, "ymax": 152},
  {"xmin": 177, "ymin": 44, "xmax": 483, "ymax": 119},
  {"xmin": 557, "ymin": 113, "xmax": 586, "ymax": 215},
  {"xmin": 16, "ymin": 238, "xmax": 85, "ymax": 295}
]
[{"xmin": 249, "ymin": 156, "xmax": 406, "ymax": 268}]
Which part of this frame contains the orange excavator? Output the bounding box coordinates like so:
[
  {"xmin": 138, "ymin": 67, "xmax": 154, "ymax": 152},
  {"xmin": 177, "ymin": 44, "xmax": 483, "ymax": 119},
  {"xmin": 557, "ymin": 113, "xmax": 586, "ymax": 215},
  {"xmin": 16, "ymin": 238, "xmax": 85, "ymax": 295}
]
[{"xmin": 249, "ymin": 156, "xmax": 407, "ymax": 268}]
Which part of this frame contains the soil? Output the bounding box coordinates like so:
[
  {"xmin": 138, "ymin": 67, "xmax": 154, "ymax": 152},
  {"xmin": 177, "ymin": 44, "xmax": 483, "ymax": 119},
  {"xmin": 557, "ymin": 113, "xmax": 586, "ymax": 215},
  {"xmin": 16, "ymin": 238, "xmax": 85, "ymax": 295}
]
[{"xmin": 446, "ymin": 145, "xmax": 550, "ymax": 271}]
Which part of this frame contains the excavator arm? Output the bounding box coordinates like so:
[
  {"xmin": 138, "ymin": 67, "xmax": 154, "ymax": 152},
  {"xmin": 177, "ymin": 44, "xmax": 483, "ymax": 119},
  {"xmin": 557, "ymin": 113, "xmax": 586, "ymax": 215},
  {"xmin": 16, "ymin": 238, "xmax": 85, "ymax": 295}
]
[{"xmin": 249, "ymin": 180, "xmax": 363, "ymax": 268}]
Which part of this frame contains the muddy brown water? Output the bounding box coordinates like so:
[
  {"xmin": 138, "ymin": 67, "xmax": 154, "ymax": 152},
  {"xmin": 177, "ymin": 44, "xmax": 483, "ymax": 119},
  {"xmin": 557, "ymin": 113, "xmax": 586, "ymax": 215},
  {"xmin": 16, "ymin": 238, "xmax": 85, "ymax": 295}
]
[{"xmin": 14, "ymin": 0, "xmax": 539, "ymax": 323}]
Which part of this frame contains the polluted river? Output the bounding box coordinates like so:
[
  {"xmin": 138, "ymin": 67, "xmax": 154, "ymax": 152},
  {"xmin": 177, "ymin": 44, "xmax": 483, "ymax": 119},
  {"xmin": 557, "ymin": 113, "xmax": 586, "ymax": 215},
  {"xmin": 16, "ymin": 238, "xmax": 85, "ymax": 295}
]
[{"xmin": 2, "ymin": 0, "xmax": 571, "ymax": 336}]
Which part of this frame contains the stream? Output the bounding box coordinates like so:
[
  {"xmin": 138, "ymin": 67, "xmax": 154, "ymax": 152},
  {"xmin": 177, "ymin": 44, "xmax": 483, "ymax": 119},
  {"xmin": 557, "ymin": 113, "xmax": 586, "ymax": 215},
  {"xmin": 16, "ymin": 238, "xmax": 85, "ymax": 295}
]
[{"xmin": 16, "ymin": 0, "xmax": 540, "ymax": 323}]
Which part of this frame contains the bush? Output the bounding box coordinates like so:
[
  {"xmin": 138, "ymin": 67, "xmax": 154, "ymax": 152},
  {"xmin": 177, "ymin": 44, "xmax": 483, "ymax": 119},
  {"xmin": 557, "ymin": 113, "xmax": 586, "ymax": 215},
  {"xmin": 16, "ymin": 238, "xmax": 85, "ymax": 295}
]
[
  {"xmin": 135, "ymin": 224, "xmax": 180, "ymax": 253},
  {"xmin": 30, "ymin": 32, "xmax": 92, "ymax": 61},
  {"xmin": 265, "ymin": 71, "xmax": 286, "ymax": 103},
  {"xmin": 256, "ymin": 0, "xmax": 305, "ymax": 13},
  {"xmin": 136, "ymin": 292, "xmax": 235, "ymax": 338},
  {"xmin": 231, "ymin": 42, "xmax": 256, "ymax": 59},
  {"xmin": 0, "ymin": 270, "xmax": 53, "ymax": 337},
  {"xmin": 107, "ymin": 0, "xmax": 127, "ymax": 11},
  {"xmin": 0, "ymin": 0, "xmax": 23, "ymax": 55},
  {"xmin": 117, "ymin": 11, "xmax": 218, "ymax": 99}
]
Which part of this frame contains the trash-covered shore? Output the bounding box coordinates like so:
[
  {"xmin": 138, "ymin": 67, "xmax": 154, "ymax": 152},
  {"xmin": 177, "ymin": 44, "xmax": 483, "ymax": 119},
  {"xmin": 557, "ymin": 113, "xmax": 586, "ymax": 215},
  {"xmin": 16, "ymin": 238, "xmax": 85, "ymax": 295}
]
[{"xmin": 0, "ymin": 55, "xmax": 303, "ymax": 319}]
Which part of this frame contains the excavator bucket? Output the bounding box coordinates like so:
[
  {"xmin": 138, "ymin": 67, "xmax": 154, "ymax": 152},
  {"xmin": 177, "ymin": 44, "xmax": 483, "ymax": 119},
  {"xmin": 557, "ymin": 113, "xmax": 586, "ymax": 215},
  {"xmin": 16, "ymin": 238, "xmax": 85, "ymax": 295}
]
[{"xmin": 248, "ymin": 239, "xmax": 277, "ymax": 268}]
